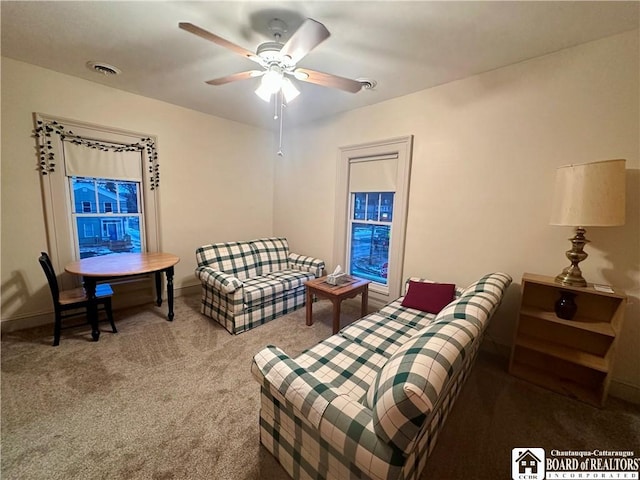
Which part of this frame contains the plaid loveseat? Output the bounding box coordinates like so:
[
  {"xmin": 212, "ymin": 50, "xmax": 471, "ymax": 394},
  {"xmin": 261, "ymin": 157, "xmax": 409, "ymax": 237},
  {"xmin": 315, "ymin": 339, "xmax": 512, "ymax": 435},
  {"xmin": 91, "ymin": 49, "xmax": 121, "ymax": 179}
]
[
  {"xmin": 252, "ymin": 272, "xmax": 512, "ymax": 480},
  {"xmin": 195, "ymin": 237, "xmax": 324, "ymax": 334}
]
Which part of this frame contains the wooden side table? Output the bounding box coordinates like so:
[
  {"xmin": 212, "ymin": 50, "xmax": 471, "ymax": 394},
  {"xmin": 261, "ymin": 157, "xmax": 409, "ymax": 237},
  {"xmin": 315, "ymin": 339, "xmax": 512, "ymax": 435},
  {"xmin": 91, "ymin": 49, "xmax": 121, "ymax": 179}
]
[{"xmin": 305, "ymin": 276, "xmax": 371, "ymax": 334}]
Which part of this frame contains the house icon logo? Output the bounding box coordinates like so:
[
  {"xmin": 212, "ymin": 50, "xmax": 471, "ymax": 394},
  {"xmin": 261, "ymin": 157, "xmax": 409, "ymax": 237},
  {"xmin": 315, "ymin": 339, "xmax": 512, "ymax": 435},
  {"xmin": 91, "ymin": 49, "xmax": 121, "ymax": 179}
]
[{"xmin": 512, "ymin": 448, "xmax": 545, "ymax": 480}]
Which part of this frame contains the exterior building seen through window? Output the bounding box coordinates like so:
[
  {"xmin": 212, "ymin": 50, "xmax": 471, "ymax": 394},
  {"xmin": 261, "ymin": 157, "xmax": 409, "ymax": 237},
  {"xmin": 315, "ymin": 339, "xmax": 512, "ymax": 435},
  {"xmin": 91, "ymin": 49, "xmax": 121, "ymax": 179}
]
[
  {"xmin": 70, "ymin": 177, "xmax": 143, "ymax": 258},
  {"xmin": 349, "ymin": 192, "xmax": 394, "ymax": 285}
]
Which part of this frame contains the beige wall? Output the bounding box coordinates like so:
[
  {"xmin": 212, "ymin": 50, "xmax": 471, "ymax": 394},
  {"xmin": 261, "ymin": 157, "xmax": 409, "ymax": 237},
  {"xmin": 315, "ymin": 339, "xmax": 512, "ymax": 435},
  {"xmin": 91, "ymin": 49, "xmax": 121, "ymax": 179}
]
[
  {"xmin": 1, "ymin": 58, "xmax": 274, "ymax": 324},
  {"xmin": 274, "ymin": 31, "xmax": 640, "ymax": 398}
]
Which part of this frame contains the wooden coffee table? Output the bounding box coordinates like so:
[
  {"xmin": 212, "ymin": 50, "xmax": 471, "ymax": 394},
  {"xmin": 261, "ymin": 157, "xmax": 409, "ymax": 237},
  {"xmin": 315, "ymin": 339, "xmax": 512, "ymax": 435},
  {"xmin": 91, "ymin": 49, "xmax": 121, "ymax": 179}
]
[{"xmin": 305, "ymin": 276, "xmax": 371, "ymax": 334}]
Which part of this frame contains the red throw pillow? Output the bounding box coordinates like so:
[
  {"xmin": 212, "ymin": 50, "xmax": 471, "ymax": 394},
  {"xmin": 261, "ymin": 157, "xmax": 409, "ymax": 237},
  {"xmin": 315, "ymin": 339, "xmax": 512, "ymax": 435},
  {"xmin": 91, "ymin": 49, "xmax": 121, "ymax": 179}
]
[{"xmin": 401, "ymin": 281, "xmax": 456, "ymax": 314}]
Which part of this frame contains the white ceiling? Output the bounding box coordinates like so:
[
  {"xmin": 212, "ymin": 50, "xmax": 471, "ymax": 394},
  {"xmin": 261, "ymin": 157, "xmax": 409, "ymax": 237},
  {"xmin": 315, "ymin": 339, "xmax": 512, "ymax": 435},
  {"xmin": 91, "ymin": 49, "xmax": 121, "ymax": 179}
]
[{"xmin": 2, "ymin": 1, "xmax": 638, "ymax": 129}]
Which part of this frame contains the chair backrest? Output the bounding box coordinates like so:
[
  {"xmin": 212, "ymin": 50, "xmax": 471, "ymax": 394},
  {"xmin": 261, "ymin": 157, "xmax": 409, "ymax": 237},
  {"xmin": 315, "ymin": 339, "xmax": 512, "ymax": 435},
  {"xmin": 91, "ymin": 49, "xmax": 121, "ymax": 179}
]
[{"xmin": 39, "ymin": 252, "xmax": 60, "ymax": 304}]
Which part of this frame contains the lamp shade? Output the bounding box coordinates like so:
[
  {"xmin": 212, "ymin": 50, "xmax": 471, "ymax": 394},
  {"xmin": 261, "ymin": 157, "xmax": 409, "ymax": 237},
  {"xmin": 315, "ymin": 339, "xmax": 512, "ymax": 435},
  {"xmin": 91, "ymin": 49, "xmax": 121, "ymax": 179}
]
[{"xmin": 550, "ymin": 159, "xmax": 626, "ymax": 227}]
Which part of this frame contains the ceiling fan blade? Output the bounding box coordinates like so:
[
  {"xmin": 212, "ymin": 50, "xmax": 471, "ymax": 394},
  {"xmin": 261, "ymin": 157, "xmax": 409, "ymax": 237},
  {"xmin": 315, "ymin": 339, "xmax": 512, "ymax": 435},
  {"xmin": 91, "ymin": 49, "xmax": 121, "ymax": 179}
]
[
  {"xmin": 179, "ymin": 22, "xmax": 258, "ymax": 61},
  {"xmin": 279, "ymin": 19, "xmax": 330, "ymax": 65},
  {"xmin": 294, "ymin": 68, "xmax": 363, "ymax": 93},
  {"xmin": 205, "ymin": 70, "xmax": 263, "ymax": 86}
]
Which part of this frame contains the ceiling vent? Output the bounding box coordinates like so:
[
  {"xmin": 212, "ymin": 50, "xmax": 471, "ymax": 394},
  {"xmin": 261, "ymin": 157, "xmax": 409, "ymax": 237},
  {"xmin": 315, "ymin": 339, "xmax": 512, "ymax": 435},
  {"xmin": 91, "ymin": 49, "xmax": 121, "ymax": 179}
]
[
  {"xmin": 357, "ymin": 78, "xmax": 377, "ymax": 90},
  {"xmin": 86, "ymin": 61, "xmax": 121, "ymax": 76}
]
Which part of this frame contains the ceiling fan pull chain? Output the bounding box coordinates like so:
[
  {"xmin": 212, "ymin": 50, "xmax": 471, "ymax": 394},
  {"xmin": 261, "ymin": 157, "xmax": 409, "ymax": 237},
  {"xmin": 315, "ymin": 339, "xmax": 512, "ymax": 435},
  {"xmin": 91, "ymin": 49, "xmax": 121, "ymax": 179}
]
[
  {"xmin": 277, "ymin": 93, "xmax": 284, "ymax": 157},
  {"xmin": 273, "ymin": 89, "xmax": 280, "ymax": 119}
]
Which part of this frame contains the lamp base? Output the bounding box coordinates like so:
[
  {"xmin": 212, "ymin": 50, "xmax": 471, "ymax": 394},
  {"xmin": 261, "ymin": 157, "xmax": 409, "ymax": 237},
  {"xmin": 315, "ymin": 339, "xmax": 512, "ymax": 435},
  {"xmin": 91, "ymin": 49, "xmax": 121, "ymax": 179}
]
[
  {"xmin": 555, "ymin": 270, "xmax": 587, "ymax": 288},
  {"xmin": 555, "ymin": 227, "xmax": 589, "ymax": 288}
]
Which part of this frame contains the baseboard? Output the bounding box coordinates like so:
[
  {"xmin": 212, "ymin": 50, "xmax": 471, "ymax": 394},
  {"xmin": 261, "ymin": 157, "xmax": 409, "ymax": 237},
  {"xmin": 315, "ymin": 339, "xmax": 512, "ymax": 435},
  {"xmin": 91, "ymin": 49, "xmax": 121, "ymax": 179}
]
[
  {"xmin": 480, "ymin": 336, "xmax": 512, "ymax": 360},
  {"xmin": 608, "ymin": 380, "xmax": 640, "ymax": 405},
  {"xmin": 479, "ymin": 337, "xmax": 640, "ymax": 406},
  {"xmin": 0, "ymin": 284, "xmax": 200, "ymax": 334},
  {"xmin": 367, "ymin": 297, "xmax": 387, "ymax": 313},
  {"xmin": 1, "ymin": 310, "xmax": 55, "ymax": 333}
]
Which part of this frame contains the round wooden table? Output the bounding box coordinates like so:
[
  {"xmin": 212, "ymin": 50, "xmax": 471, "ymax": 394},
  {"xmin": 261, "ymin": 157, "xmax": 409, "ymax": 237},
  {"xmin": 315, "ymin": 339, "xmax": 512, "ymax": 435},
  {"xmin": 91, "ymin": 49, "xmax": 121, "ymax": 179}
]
[{"xmin": 65, "ymin": 252, "xmax": 180, "ymax": 341}]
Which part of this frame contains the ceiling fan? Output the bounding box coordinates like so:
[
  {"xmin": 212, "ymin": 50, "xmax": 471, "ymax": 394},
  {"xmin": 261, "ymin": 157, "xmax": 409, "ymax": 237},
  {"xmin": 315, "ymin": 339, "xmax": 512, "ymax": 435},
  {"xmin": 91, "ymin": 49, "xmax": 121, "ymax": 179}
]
[{"xmin": 178, "ymin": 18, "xmax": 364, "ymax": 103}]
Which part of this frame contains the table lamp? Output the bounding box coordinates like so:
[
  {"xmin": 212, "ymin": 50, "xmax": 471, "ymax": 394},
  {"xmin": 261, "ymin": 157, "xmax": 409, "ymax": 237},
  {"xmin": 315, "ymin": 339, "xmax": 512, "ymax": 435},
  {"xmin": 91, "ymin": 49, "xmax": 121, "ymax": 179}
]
[{"xmin": 549, "ymin": 159, "xmax": 626, "ymax": 287}]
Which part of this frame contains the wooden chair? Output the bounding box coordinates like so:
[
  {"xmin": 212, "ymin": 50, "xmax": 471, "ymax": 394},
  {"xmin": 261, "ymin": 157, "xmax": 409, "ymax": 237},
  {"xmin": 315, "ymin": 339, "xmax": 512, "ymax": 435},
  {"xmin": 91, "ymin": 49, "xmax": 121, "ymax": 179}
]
[{"xmin": 38, "ymin": 252, "xmax": 116, "ymax": 346}]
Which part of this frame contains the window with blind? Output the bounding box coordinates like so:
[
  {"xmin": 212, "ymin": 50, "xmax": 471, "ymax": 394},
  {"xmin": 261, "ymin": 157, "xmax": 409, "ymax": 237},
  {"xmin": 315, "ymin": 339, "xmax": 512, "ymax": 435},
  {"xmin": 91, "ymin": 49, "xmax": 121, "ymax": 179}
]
[
  {"xmin": 347, "ymin": 156, "xmax": 398, "ymax": 285},
  {"xmin": 335, "ymin": 137, "xmax": 412, "ymax": 303},
  {"xmin": 63, "ymin": 140, "xmax": 145, "ymax": 258},
  {"xmin": 35, "ymin": 114, "xmax": 159, "ymax": 288}
]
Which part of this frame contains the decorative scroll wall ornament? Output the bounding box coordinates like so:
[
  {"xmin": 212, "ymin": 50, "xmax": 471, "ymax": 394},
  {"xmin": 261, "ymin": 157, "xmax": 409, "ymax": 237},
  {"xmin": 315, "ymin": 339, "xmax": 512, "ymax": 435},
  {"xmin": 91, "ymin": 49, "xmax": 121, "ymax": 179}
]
[{"xmin": 34, "ymin": 120, "xmax": 160, "ymax": 189}]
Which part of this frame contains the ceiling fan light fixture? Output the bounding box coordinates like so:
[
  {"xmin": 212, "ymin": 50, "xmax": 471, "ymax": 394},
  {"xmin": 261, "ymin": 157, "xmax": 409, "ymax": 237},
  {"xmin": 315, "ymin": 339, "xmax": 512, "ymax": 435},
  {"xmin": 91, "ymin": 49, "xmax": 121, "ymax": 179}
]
[
  {"xmin": 281, "ymin": 78, "xmax": 300, "ymax": 103},
  {"xmin": 255, "ymin": 83, "xmax": 273, "ymax": 102},
  {"xmin": 261, "ymin": 66, "xmax": 284, "ymax": 94}
]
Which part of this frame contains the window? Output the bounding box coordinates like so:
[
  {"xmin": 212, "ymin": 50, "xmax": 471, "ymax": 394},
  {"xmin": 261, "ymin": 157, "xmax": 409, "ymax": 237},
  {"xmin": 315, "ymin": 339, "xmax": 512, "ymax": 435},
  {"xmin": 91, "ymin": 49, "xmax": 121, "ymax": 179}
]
[
  {"xmin": 334, "ymin": 136, "xmax": 412, "ymax": 304},
  {"xmin": 70, "ymin": 177, "xmax": 143, "ymax": 258},
  {"xmin": 36, "ymin": 114, "xmax": 160, "ymax": 289},
  {"xmin": 349, "ymin": 192, "xmax": 394, "ymax": 285},
  {"xmin": 83, "ymin": 224, "xmax": 95, "ymax": 237}
]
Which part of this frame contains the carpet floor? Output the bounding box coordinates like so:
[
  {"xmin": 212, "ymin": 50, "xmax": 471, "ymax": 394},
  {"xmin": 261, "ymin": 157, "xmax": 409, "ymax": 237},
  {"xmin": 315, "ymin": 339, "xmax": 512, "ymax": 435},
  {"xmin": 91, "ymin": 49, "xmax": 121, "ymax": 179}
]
[{"xmin": 2, "ymin": 294, "xmax": 639, "ymax": 479}]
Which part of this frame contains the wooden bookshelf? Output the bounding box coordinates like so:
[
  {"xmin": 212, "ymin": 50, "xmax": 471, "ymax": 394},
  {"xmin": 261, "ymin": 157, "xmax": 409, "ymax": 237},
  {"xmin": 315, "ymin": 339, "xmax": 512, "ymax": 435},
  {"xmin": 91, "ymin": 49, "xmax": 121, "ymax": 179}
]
[{"xmin": 509, "ymin": 273, "xmax": 626, "ymax": 407}]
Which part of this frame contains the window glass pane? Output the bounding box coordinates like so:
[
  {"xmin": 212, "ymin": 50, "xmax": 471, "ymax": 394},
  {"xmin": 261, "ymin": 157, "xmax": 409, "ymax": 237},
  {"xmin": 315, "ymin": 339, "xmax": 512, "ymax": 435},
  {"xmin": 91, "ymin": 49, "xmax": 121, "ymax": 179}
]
[
  {"xmin": 71, "ymin": 176, "xmax": 143, "ymax": 259},
  {"xmin": 83, "ymin": 224, "xmax": 95, "ymax": 237},
  {"xmin": 73, "ymin": 178, "xmax": 96, "ymax": 213},
  {"xmin": 349, "ymin": 223, "xmax": 390, "ymax": 285},
  {"xmin": 96, "ymin": 180, "xmax": 118, "ymax": 214},
  {"xmin": 366, "ymin": 193, "xmax": 380, "ymax": 221},
  {"xmin": 76, "ymin": 215, "xmax": 142, "ymax": 259},
  {"xmin": 118, "ymin": 181, "xmax": 139, "ymax": 213},
  {"xmin": 380, "ymin": 192, "xmax": 394, "ymax": 222},
  {"xmin": 353, "ymin": 193, "xmax": 366, "ymax": 220}
]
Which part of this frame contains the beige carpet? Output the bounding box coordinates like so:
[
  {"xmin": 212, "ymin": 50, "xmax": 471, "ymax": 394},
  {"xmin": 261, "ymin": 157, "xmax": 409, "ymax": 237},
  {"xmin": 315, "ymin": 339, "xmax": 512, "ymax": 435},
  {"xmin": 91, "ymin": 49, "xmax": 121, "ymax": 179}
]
[{"xmin": 2, "ymin": 294, "xmax": 639, "ymax": 480}]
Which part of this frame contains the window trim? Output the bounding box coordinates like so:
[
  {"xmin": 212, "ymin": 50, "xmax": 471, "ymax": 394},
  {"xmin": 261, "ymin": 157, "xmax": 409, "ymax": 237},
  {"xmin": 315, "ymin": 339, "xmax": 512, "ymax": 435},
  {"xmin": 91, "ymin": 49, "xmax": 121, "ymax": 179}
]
[
  {"xmin": 35, "ymin": 113, "xmax": 160, "ymax": 289},
  {"xmin": 334, "ymin": 136, "xmax": 413, "ymax": 304}
]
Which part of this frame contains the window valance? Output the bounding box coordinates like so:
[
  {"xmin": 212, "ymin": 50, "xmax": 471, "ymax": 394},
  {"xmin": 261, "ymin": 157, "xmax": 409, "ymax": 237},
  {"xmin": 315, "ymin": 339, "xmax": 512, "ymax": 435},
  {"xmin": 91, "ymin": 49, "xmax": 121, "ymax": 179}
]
[
  {"xmin": 34, "ymin": 120, "xmax": 159, "ymax": 189},
  {"xmin": 348, "ymin": 153, "xmax": 399, "ymax": 192},
  {"xmin": 63, "ymin": 141, "xmax": 143, "ymax": 181}
]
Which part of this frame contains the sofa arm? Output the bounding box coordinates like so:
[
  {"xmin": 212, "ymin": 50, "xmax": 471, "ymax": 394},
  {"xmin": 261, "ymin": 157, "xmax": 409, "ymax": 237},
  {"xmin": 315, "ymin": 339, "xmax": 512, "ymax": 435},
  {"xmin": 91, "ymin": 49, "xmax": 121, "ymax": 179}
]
[
  {"xmin": 252, "ymin": 346, "xmax": 404, "ymax": 480},
  {"xmin": 195, "ymin": 266, "xmax": 242, "ymax": 294},
  {"xmin": 288, "ymin": 253, "xmax": 325, "ymax": 277},
  {"xmin": 252, "ymin": 346, "xmax": 343, "ymax": 428}
]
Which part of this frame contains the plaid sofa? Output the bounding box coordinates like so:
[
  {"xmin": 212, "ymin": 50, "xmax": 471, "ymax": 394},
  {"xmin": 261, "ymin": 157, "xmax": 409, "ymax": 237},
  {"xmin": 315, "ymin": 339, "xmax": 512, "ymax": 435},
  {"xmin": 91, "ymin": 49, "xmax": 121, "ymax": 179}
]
[
  {"xmin": 195, "ymin": 237, "xmax": 324, "ymax": 334},
  {"xmin": 252, "ymin": 272, "xmax": 512, "ymax": 480}
]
